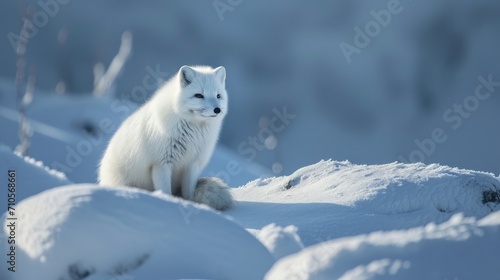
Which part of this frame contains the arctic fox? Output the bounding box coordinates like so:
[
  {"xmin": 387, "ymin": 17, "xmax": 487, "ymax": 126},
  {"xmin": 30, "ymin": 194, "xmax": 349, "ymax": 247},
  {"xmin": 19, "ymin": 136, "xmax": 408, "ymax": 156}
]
[{"xmin": 98, "ymin": 65, "xmax": 234, "ymax": 210}]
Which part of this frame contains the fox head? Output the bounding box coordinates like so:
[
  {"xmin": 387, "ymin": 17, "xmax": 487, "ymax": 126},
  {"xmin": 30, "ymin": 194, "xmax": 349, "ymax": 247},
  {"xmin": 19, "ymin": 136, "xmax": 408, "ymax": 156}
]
[{"xmin": 176, "ymin": 65, "xmax": 228, "ymax": 122}]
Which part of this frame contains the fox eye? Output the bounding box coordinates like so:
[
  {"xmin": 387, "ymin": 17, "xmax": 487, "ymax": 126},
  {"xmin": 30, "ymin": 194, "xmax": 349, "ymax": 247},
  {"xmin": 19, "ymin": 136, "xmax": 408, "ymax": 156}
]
[
  {"xmin": 194, "ymin": 93, "xmax": 204, "ymax": 99},
  {"xmin": 217, "ymin": 94, "xmax": 221, "ymax": 99}
]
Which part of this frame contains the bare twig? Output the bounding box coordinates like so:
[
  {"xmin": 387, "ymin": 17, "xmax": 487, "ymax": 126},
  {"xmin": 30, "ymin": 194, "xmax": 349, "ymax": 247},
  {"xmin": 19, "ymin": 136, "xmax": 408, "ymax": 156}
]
[
  {"xmin": 15, "ymin": 17, "xmax": 35, "ymax": 157},
  {"xmin": 15, "ymin": 18, "xmax": 28, "ymax": 104},
  {"xmin": 16, "ymin": 68, "xmax": 35, "ymax": 156},
  {"xmin": 93, "ymin": 31, "xmax": 133, "ymax": 96}
]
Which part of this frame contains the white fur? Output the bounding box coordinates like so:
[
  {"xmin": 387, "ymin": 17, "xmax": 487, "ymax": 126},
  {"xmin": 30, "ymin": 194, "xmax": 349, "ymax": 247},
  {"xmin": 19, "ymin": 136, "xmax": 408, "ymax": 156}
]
[
  {"xmin": 99, "ymin": 65, "xmax": 229, "ymax": 205},
  {"xmin": 194, "ymin": 177, "xmax": 235, "ymax": 211}
]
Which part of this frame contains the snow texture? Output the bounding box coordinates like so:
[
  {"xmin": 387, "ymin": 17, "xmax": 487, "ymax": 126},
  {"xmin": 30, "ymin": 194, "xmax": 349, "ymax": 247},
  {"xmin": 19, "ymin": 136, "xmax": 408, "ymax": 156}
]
[
  {"xmin": 0, "ymin": 144, "xmax": 70, "ymax": 211},
  {"xmin": 2, "ymin": 147, "xmax": 499, "ymax": 279},
  {"xmin": 228, "ymin": 160, "xmax": 500, "ymax": 246},
  {"xmin": 254, "ymin": 223, "xmax": 304, "ymax": 260},
  {"xmin": 0, "ymin": 184, "xmax": 273, "ymax": 280},
  {"xmin": 265, "ymin": 211, "xmax": 500, "ymax": 280}
]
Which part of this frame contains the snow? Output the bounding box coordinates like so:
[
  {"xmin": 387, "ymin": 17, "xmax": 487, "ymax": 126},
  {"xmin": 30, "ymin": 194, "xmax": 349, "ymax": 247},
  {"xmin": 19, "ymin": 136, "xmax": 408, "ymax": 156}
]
[
  {"xmin": 0, "ymin": 144, "xmax": 70, "ymax": 212},
  {"xmin": 228, "ymin": 160, "xmax": 500, "ymax": 245},
  {"xmin": 1, "ymin": 146, "xmax": 499, "ymax": 279},
  {"xmin": 254, "ymin": 223, "xmax": 304, "ymax": 260},
  {"xmin": 265, "ymin": 212, "xmax": 500, "ymax": 280},
  {"xmin": 0, "ymin": 184, "xmax": 274, "ymax": 280}
]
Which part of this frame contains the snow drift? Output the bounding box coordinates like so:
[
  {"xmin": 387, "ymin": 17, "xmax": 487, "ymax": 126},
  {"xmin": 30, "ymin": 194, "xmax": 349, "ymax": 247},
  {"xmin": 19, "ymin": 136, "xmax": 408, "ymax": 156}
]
[
  {"xmin": 0, "ymin": 184, "xmax": 273, "ymax": 280},
  {"xmin": 266, "ymin": 211, "xmax": 500, "ymax": 280},
  {"xmin": 1, "ymin": 146, "xmax": 500, "ymax": 279},
  {"xmin": 0, "ymin": 144, "xmax": 70, "ymax": 212},
  {"xmin": 228, "ymin": 160, "xmax": 500, "ymax": 245}
]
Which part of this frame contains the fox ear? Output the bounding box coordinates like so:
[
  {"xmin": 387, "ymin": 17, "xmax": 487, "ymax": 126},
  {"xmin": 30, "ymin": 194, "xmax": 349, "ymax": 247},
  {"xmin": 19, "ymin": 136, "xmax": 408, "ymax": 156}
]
[
  {"xmin": 214, "ymin": 66, "xmax": 226, "ymax": 84},
  {"xmin": 179, "ymin": 65, "xmax": 195, "ymax": 87}
]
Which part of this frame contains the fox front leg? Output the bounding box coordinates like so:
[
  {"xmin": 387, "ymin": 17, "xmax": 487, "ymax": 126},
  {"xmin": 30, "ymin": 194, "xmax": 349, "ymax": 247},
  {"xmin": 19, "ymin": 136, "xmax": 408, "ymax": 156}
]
[
  {"xmin": 181, "ymin": 165, "xmax": 203, "ymax": 201},
  {"xmin": 152, "ymin": 163, "xmax": 172, "ymax": 195}
]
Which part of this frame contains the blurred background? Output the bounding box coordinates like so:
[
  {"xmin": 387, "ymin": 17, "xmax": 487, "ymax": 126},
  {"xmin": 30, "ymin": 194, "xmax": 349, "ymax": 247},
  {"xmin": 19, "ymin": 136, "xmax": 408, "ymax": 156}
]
[{"xmin": 1, "ymin": 0, "xmax": 499, "ymax": 185}]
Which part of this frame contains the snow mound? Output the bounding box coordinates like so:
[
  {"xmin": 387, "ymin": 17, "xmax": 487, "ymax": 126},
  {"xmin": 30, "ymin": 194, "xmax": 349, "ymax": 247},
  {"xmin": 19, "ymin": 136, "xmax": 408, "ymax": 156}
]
[
  {"xmin": 255, "ymin": 223, "xmax": 304, "ymax": 260},
  {"xmin": 229, "ymin": 160, "xmax": 500, "ymax": 245},
  {"xmin": 0, "ymin": 144, "xmax": 70, "ymax": 212},
  {"xmin": 0, "ymin": 184, "xmax": 274, "ymax": 280},
  {"xmin": 265, "ymin": 211, "xmax": 500, "ymax": 280}
]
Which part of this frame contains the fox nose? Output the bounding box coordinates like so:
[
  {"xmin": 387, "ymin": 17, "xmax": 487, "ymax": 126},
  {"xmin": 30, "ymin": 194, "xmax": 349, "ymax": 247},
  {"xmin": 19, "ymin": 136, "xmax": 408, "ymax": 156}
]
[{"xmin": 214, "ymin": 107, "xmax": 221, "ymax": 114}]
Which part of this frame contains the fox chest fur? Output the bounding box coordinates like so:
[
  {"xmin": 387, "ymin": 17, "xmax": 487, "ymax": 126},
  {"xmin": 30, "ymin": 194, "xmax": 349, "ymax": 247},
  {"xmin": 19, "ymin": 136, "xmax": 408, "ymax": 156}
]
[{"xmin": 156, "ymin": 118, "xmax": 214, "ymax": 166}]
